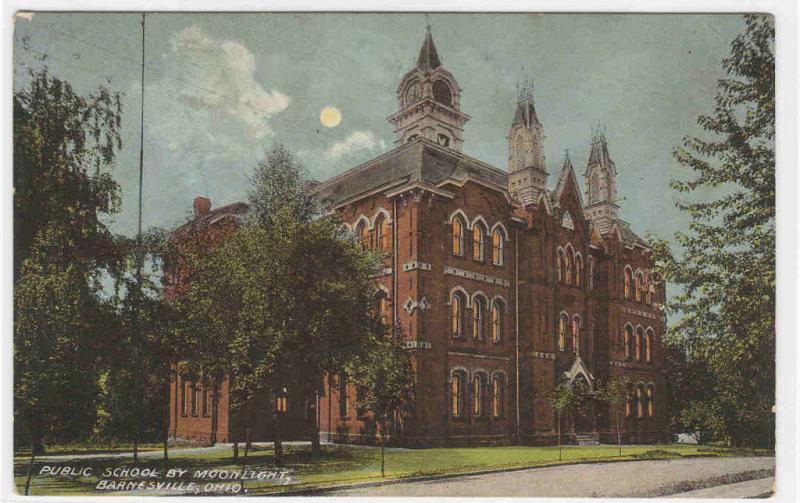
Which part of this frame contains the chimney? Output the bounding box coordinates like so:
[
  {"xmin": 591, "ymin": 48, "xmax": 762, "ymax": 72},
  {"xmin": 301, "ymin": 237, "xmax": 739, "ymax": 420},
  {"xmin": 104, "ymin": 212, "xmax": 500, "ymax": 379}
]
[{"xmin": 193, "ymin": 196, "xmax": 211, "ymax": 219}]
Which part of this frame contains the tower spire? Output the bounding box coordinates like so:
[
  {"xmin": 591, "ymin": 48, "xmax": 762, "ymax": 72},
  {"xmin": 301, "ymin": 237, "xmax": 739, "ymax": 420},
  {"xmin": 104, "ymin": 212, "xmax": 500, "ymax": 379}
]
[{"xmin": 417, "ymin": 21, "xmax": 441, "ymax": 70}]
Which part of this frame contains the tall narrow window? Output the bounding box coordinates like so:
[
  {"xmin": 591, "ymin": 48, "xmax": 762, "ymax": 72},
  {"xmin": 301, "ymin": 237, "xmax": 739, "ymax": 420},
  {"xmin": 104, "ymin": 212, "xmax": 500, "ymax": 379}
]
[
  {"xmin": 202, "ymin": 379, "xmax": 210, "ymax": 417},
  {"xmin": 635, "ymin": 327, "xmax": 644, "ymax": 361},
  {"xmin": 636, "ymin": 384, "xmax": 645, "ymax": 418},
  {"xmin": 276, "ymin": 389, "xmax": 288, "ymax": 413},
  {"xmin": 473, "ymin": 374, "xmax": 485, "ymax": 417},
  {"xmin": 647, "ymin": 385, "xmax": 655, "ymax": 417},
  {"xmin": 376, "ymin": 214, "xmax": 391, "ymax": 252},
  {"xmin": 338, "ymin": 374, "xmax": 348, "ymax": 416},
  {"xmin": 624, "ymin": 325, "xmax": 633, "ymax": 360},
  {"xmin": 557, "ymin": 249, "xmax": 565, "ymax": 282},
  {"xmin": 472, "ymin": 223, "xmax": 485, "ymax": 261},
  {"xmin": 356, "ymin": 221, "xmax": 370, "ymax": 251},
  {"xmin": 452, "ymin": 216, "xmax": 465, "ymax": 256},
  {"xmin": 646, "ymin": 329, "xmax": 654, "ymax": 363},
  {"xmin": 588, "ymin": 258, "xmax": 594, "ymax": 290},
  {"xmin": 635, "ymin": 271, "xmax": 644, "ymax": 302},
  {"xmin": 181, "ymin": 376, "xmax": 188, "ymax": 416},
  {"xmin": 565, "ymin": 248, "xmax": 574, "ymax": 285},
  {"xmin": 558, "ymin": 314, "xmax": 568, "ymax": 352},
  {"xmin": 575, "ymin": 255, "xmax": 583, "ymax": 287},
  {"xmin": 624, "ymin": 267, "xmax": 633, "ymax": 299},
  {"xmin": 472, "ymin": 297, "xmax": 485, "ymax": 340},
  {"xmin": 492, "ymin": 375, "xmax": 503, "ymax": 418},
  {"xmin": 571, "ymin": 316, "xmax": 581, "ymax": 355},
  {"xmin": 190, "ymin": 379, "xmax": 198, "ymax": 416},
  {"xmin": 451, "ymin": 372, "xmax": 463, "ymax": 417},
  {"xmin": 451, "ymin": 291, "xmax": 466, "ymax": 338},
  {"xmin": 492, "ymin": 228, "xmax": 505, "ymax": 265},
  {"xmin": 491, "ymin": 300, "xmax": 503, "ymax": 343}
]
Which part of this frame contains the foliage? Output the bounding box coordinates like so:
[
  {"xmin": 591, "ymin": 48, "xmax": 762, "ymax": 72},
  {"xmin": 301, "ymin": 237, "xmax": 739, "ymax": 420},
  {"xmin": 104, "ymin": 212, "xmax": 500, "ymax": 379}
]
[
  {"xmin": 677, "ymin": 401, "xmax": 726, "ymax": 445},
  {"xmin": 547, "ymin": 383, "xmax": 581, "ymax": 417},
  {"xmin": 13, "ymin": 68, "xmax": 123, "ymax": 452},
  {"xmin": 351, "ymin": 336, "xmax": 414, "ymax": 425},
  {"xmin": 651, "ymin": 14, "xmax": 774, "ymax": 448},
  {"xmin": 597, "ymin": 376, "xmax": 631, "ymax": 456}
]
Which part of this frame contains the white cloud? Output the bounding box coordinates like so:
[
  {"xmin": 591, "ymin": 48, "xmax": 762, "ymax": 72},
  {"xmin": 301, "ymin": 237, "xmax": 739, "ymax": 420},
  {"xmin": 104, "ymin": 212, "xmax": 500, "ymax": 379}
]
[
  {"xmin": 325, "ymin": 131, "xmax": 385, "ymax": 160},
  {"xmin": 167, "ymin": 25, "xmax": 289, "ymax": 139}
]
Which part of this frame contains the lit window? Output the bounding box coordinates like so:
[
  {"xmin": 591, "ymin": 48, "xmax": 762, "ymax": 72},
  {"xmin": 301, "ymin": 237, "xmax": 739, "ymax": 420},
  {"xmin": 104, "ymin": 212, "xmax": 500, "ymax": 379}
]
[
  {"xmin": 376, "ymin": 214, "xmax": 391, "ymax": 252},
  {"xmin": 491, "ymin": 301, "xmax": 503, "ymax": 343},
  {"xmin": 565, "ymin": 248, "xmax": 574, "ymax": 285},
  {"xmin": 558, "ymin": 314, "xmax": 568, "ymax": 352},
  {"xmin": 472, "ymin": 297, "xmax": 485, "ymax": 340},
  {"xmin": 451, "ymin": 372, "xmax": 463, "ymax": 417},
  {"xmin": 635, "ymin": 327, "xmax": 644, "ymax": 361},
  {"xmin": 624, "ymin": 325, "xmax": 633, "ymax": 360},
  {"xmin": 356, "ymin": 221, "xmax": 370, "ymax": 251},
  {"xmin": 452, "ymin": 217, "xmax": 465, "ymax": 256},
  {"xmin": 572, "ymin": 316, "xmax": 581, "ymax": 355},
  {"xmin": 472, "ymin": 224, "xmax": 485, "ymax": 261},
  {"xmin": 575, "ymin": 255, "xmax": 583, "ymax": 287},
  {"xmin": 557, "ymin": 249, "xmax": 565, "ymax": 282},
  {"xmin": 624, "ymin": 267, "xmax": 633, "ymax": 299},
  {"xmin": 492, "ymin": 375, "xmax": 503, "ymax": 418},
  {"xmin": 473, "ymin": 374, "xmax": 485, "ymax": 417},
  {"xmin": 647, "ymin": 385, "xmax": 655, "ymax": 417},
  {"xmin": 492, "ymin": 228, "xmax": 505, "ymax": 266},
  {"xmin": 451, "ymin": 292, "xmax": 466, "ymax": 338},
  {"xmin": 646, "ymin": 329, "xmax": 654, "ymax": 363},
  {"xmin": 636, "ymin": 384, "xmax": 645, "ymax": 418},
  {"xmin": 635, "ymin": 271, "xmax": 644, "ymax": 302},
  {"xmin": 625, "ymin": 385, "xmax": 632, "ymax": 417}
]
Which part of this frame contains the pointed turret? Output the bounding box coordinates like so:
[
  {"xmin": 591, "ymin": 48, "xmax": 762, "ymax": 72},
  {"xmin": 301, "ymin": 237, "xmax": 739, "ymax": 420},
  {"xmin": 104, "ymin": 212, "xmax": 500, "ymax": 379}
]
[
  {"xmin": 507, "ymin": 79, "xmax": 547, "ymax": 207},
  {"xmin": 584, "ymin": 126, "xmax": 619, "ymax": 234},
  {"xmin": 416, "ymin": 25, "xmax": 442, "ymax": 70}
]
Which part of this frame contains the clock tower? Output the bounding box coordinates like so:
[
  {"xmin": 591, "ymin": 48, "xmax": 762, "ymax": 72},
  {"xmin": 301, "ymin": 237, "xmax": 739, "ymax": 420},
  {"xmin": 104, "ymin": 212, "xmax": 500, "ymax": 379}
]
[{"xmin": 387, "ymin": 25, "xmax": 470, "ymax": 151}]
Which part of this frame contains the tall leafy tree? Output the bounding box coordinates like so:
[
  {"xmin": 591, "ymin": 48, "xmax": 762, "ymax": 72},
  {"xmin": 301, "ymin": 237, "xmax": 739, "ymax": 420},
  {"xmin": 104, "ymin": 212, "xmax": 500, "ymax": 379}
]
[
  {"xmin": 13, "ymin": 68, "xmax": 123, "ymax": 457},
  {"xmin": 547, "ymin": 383, "xmax": 580, "ymax": 462},
  {"xmin": 652, "ymin": 15, "xmax": 774, "ymax": 447}
]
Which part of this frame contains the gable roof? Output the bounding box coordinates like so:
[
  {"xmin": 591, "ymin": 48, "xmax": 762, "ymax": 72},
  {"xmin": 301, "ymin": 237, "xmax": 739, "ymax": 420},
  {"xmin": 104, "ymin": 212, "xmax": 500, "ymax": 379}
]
[{"xmin": 552, "ymin": 155, "xmax": 585, "ymax": 211}]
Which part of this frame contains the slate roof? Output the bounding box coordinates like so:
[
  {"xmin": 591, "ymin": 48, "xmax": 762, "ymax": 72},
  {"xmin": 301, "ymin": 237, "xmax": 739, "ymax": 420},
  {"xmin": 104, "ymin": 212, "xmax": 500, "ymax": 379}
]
[
  {"xmin": 512, "ymin": 101, "xmax": 542, "ymax": 128},
  {"xmin": 310, "ymin": 138, "xmax": 509, "ymax": 209},
  {"xmin": 617, "ymin": 219, "xmax": 650, "ymax": 248}
]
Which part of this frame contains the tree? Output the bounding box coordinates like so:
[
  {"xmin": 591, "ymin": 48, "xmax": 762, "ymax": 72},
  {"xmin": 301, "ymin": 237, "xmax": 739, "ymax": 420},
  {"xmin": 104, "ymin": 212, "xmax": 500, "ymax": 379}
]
[
  {"xmin": 351, "ymin": 336, "xmax": 414, "ymax": 477},
  {"xmin": 547, "ymin": 383, "xmax": 580, "ymax": 462},
  {"xmin": 651, "ymin": 15, "xmax": 775, "ymax": 447},
  {"xmin": 13, "ymin": 68, "xmax": 123, "ymax": 463},
  {"xmin": 596, "ymin": 376, "xmax": 631, "ymax": 457}
]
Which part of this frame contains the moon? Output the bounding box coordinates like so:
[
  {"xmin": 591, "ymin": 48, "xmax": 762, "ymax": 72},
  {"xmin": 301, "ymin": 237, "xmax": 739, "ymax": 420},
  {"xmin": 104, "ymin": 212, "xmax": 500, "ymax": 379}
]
[{"xmin": 320, "ymin": 106, "xmax": 342, "ymax": 128}]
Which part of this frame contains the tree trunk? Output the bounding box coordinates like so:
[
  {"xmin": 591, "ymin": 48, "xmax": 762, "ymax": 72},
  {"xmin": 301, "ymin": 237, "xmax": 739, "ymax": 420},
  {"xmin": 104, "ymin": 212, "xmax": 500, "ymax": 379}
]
[
  {"xmin": 210, "ymin": 384, "xmax": 219, "ymax": 446},
  {"xmin": 380, "ymin": 420, "xmax": 386, "ymax": 478},
  {"xmin": 233, "ymin": 436, "xmax": 239, "ymax": 464},
  {"xmin": 616, "ymin": 413, "xmax": 622, "ymax": 457},
  {"xmin": 244, "ymin": 426, "xmax": 250, "ymax": 460},
  {"xmin": 133, "ymin": 436, "xmax": 138, "ymax": 463},
  {"xmin": 163, "ymin": 373, "xmax": 170, "ymax": 462},
  {"xmin": 309, "ymin": 392, "xmax": 321, "ymax": 458},
  {"xmin": 273, "ymin": 400, "xmax": 284, "ymax": 467},
  {"xmin": 24, "ymin": 433, "xmax": 36, "ymax": 496}
]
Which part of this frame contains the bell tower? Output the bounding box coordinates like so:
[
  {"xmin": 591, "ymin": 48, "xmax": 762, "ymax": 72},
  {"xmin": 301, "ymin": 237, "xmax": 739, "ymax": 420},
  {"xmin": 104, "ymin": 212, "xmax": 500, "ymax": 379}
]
[
  {"xmin": 584, "ymin": 126, "xmax": 619, "ymax": 234},
  {"xmin": 507, "ymin": 79, "xmax": 548, "ymax": 207},
  {"xmin": 387, "ymin": 25, "xmax": 470, "ymax": 151}
]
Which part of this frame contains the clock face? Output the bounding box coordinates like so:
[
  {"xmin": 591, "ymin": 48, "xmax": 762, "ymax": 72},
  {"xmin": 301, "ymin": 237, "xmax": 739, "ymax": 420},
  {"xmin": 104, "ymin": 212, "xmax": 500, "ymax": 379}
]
[{"xmin": 405, "ymin": 82, "xmax": 421, "ymax": 105}]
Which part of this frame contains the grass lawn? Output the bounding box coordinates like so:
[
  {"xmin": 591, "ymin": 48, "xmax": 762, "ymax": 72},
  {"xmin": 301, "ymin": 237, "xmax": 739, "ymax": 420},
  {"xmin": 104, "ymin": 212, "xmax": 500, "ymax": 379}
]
[{"xmin": 13, "ymin": 443, "xmax": 773, "ymax": 496}]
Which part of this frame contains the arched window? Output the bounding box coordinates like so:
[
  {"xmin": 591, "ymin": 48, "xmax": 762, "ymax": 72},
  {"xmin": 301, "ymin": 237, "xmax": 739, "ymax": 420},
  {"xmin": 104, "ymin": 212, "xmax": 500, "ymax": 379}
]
[
  {"xmin": 575, "ymin": 255, "xmax": 583, "ymax": 287},
  {"xmin": 636, "ymin": 384, "xmax": 645, "ymax": 418},
  {"xmin": 625, "ymin": 384, "xmax": 632, "ymax": 417},
  {"xmin": 451, "ymin": 291, "xmax": 466, "ymax": 338},
  {"xmin": 492, "ymin": 228, "xmax": 505, "ymax": 266},
  {"xmin": 472, "ymin": 223, "xmax": 485, "ymax": 261},
  {"xmin": 571, "ymin": 316, "xmax": 581, "ymax": 355},
  {"xmin": 565, "ymin": 248, "xmax": 575, "ymax": 285},
  {"xmin": 588, "ymin": 257, "xmax": 595, "ymax": 290},
  {"xmin": 557, "ymin": 249, "xmax": 565, "ymax": 282},
  {"xmin": 375, "ymin": 289, "xmax": 389, "ymax": 327},
  {"xmin": 624, "ymin": 267, "xmax": 634, "ymax": 299},
  {"xmin": 376, "ymin": 214, "xmax": 391, "ymax": 252},
  {"xmin": 491, "ymin": 300, "xmax": 504, "ymax": 343},
  {"xmin": 356, "ymin": 221, "xmax": 370, "ymax": 251},
  {"xmin": 472, "ymin": 296, "xmax": 485, "ymax": 341},
  {"xmin": 624, "ymin": 325, "xmax": 633, "ymax": 360},
  {"xmin": 492, "ymin": 375, "xmax": 504, "ymax": 418},
  {"xmin": 433, "ymin": 79, "xmax": 452, "ymax": 105},
  {"xmin": 647, "ymin": 384, "xmax": 655, "ymax": 417},
  {"xmin": 451, "ymin": 216, "xmax": 465, "ymax": 256},
  {"xmin": 635, "ymin": 327, "xmax": 644, "ymax": 361},
  {"xmin": 558, "ymin": 313, "xmax": 568, "ymax": 352},
  {"xmin": 473, "ymin": 373, "xmax": 486, "ymax": 417},
  {"xmin": 645, "ymin": 329, "xmax": 654, "ymax": 363},
  {"xmin": 635, "ymin": 271, "xmax": 644, "ymax": 302},
  {"xmin": 451, "ymin": 371, "xmax": 465, "ymax": 417}
]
